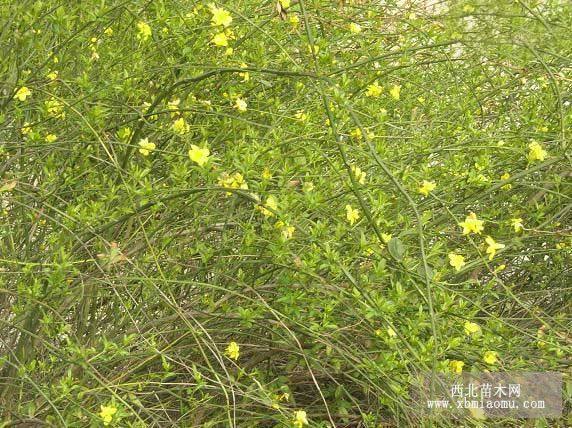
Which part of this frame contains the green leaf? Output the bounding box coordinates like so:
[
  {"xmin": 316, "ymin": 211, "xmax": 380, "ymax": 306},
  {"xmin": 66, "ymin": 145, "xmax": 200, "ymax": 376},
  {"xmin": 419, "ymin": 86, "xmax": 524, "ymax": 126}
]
[
  {"xmin": 388, "ymin": 237, "xmax": 405, "ymax": 261},
  {"xmin": 416, "ymin": 263, "xmax": 434, "ymax": 280}
]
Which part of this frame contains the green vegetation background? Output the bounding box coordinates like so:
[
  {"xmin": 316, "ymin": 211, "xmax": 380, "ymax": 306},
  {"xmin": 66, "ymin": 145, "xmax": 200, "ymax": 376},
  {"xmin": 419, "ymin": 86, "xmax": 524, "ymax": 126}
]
[{"xmin": 0, "ymin": 0, "xmax": 570, "ymax": 426}]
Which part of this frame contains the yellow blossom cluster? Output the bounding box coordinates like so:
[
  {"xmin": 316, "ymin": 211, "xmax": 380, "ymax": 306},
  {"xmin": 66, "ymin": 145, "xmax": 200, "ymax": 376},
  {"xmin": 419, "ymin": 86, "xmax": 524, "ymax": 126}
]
[
  {"xmin": 172, "ymin": 117, "xmax": 190, "ymax": 134},
  {"xmin": 275, "ymin": 220, "xmax": 295, "ymax": 240},
  {"xmin": 293, "ymin": 410, "xmax": 308, "ymax": 427},
  {"xmin": 136, "ymin": 21, "xmax": 152, "ymax": 41},
  {"xmin": 45, "ymin": 98, "xmax": 65, "ymax": 119},
  {"xmin": 448, "ymin": 212, "xmax": 510, "ymax": 273},
  {"xmin": 99, "ymin": 404, "xmax": 117, "ymax": 426},
  {"xmin": 225, "ymin": 341, "xmax": 240, "ymax": 360},
  {"xmin": 257, "ymin": 195, "xmax": 278, "ymax": 217},
  {"xmin": 138, "ymin": 138, "xmax": 156, "ymax": 156},
  {"xmin": 209, "ymin": 4, "xmax": 234, "ymax": 54},
  {"xmin": 218, "ymin": 172, "xmax": 248, "ymax": 194},
  {"xmin": 350, "ymin": 165, "xmax": 366, "ymax": 184},
  {"xmin": 365, "ymin": 82, "xmax": 383, "ymax": 97},
  {"xmin": 345, "ymin": 204, "xmax": 360, "ymax": 225}
]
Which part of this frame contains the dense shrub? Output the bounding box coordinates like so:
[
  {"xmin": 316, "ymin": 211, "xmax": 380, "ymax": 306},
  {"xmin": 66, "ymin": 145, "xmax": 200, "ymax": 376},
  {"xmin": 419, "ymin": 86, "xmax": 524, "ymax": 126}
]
[{"xmin": 0, "ymin": 0, "xmax": 570, "ymax": 426}]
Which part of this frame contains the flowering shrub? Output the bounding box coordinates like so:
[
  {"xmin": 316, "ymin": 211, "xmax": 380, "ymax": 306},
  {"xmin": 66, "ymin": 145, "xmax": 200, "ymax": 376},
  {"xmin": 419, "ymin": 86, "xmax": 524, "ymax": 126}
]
[{"xmin": 0, "ymin": 0, "xmax": 570, "ymax": 426}]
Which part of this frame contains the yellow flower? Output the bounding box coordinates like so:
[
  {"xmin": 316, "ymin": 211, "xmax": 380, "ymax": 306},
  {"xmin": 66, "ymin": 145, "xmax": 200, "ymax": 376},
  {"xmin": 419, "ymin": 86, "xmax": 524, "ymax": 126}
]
[
  {"xmin": 239, "ymin": 62, "xmax": 250, "ymax": 82},
  {"xmin": 45, "ymin": 134, "xmax": 57, "ymax": 143},
  {"xmin": 282, "ymin": 226, "xmax": 295, "ymax": 240},
  {"xmin": 500, "ymin": 172, "xmax": 512, "ymax": 190},
  {"xmin": 494, "ymin": 264, "xmax": 506, "ymax": 273},
  {"xmin": 289, "ymin": 14, "xmax": 300, "ymax": 26},
  {"xmin": 349, "ymin": 22, "xmax": 362, "ymax": 34},
  {"xmin": 218, "ymin": 172, "xmax": 248, "ymax": 195},
  {"xmin": 418, "ymin": 180, "xmax": 436, "ymax": 197},
  {"xmin": 209, "ymin": 4, "xmax": 233, "ymax": 27},
  {"xmin": 218, "ymin": 173, "xmax": 233, "ymax": 189},
  {"xmin": 231, "ymin": 172, "xmax": 248, "ymax": 189},
  {"xmin": 279, "ymin": 0, "xmax": 291, "ymax": 8},
  {"xmin": 225, "ymin": 341, "xmax": 240, "ymax": 360},
  {"xmin": 293, "ymin": 410, "xmax": 309, "ymax": 427},
  {"xmin": 464, "ymin": 321, "xmax": 481, "ymax": 336},
  {"xmin": 136, "ymin": 21, "xmax": 152, "ymax": 41},
  {"xmin": 449, "ymin": 360, "xmax": 465, "ymax": 374},
  {"xmin": 276, "ymin": 221, "xmax": 295, "ymax": 240},
  {"xmin": 294, "ymin": 110, "xmax": 307, "ymax": 121},
  {"xmin": 381, "ymin": 233, "xmax": 392, "ymax": 244},
  {"xmin": 188, "ymin": 144, "xmax": 210, "ymax": 166},
  {"xmin": 345, "ymin": 204, "xmax": 360, "ymax": 225},
  {"xmin": 365, "ymin": 82, "xmax": 383, "ymax": 98},
  {"xmin": 234, "ymin": 97, "xmax": 247, "ymax": 112},
  {"xmin": 47, "ymin": 70, "xmax": 58, "ymax": 81},
  {"xmin": 303, "ymin": 181, "xmax": 314, "ymax": 192},
  {"xmin": 172, "ymin": 117, "xmax": 190, "ymax": 134},
  {"xmin": 474, "ymin": 173, "xmax": 489, "ymax": 185},
  {"xmin": 99, "ymin": 404, "xmax": 117, "ymax": 426},
  {"xmin": 233, "ymin": 174, "xmax": 248, "ymax": 190},
  {"xmin": 14, "ymin": 86, "xmax": 31, "ymax": 101},
  {"xmin": 459, "ymin": 212, "xmax": 484, "ymax": 235},
  {"xmin": 510, "ymin": 218, "xmax": 523, "ymax": 233},
  {"xmin": 307, "ymin": 44, "xmax": 319, "ymax": 54},
  {"xmin": 389, "ymin": 84, "xmax": 401, "ymax": 100},
  {"xmin": 350, "ymin": 165, "xmax": 366, "ymax": 184},
  {"xmin": 45, "ymin": 98, "xmax": 65, "ymax": 118},
  {"xmin": 448, "ymin": 253, "xmax": 465, "ymax": 272},
  {"xmin": 262, "ymin": 167, "xmax": 273, "ymax": 180},
  {"xmin": 212, "ymin": 32, "xmax": 228, "ymax": 47},
  {"xmin": 527, "ymin": 141, "xmax": 547, "ymax": 162},
  {"xmin": 387, "ymin": 327, "xmax": 397, "ymax": 338},
  {"xmin": 350, "ymin": 127, "xmax": 362, "ymax": 140},
  {"xmin": 483, "ymin": 351, "xmax": 498, "ymax": 365},
  {"xmin": 21, "ymin": 122, "xmax": 32, "ymax": 135},
  {"xmin": 258, "ymin": 195, "xmax": 278, "ymax": 217},
  {"xmin": 104, "ymin": 27, "xmax": 113, "ymax": 36},
  {"xmin": 485, "ymin": 236, "xmax": 505, "ymax": 260},
  {"xmin": 138, "ymin": 138, "xmax": 156, "ymax": 156},
  {"xmin": 14, "ymin": 86, "xmax": 32, "ymax": 101}
]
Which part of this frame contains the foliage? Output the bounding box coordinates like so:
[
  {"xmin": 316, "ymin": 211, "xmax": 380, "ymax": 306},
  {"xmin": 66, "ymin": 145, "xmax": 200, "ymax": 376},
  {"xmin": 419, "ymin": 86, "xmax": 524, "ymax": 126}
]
[{"xmin": 0, "ymin": 0, "xmax": 570, "ymax": 426}]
